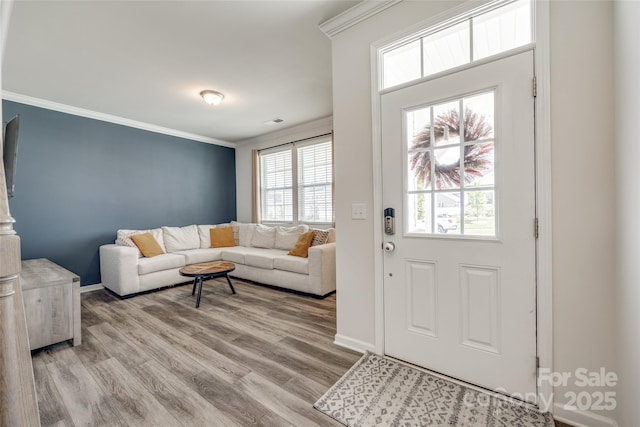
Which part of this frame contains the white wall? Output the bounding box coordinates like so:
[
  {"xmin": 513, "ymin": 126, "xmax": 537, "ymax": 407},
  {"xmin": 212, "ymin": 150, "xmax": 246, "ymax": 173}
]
[
  {"xmin": 235, "ymin": 116, "xmax": 333, "ymax": 221},
  {"xmin": 614, "ymin": 0, "xmax": 640, "ymax": 425},
  {"xmin": 331, "ymin": 0, "xmax": 617, "ymax": 425},
  {"xmin": 549, "ymin": 2, "xmax": 617, "ymax": 424},
  {"xmin": 332, "ymin": 0, "xmax": 462, "ymax": 352}
]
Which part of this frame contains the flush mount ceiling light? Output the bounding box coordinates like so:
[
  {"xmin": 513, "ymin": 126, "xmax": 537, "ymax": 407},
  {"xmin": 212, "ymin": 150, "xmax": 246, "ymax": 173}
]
[
  {"xmin": 264, "ymin": 118, "xmax": 284, "ymax": 126},
  {"xmin": 200, "ymin": 90, "xmax": 224, "ymax": 106}
]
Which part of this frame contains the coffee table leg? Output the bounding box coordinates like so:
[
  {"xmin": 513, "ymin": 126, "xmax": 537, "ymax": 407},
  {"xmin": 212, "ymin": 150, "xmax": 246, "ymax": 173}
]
[
  {"xmin": 195, "ymin": 277, "xmax": 204, "ymax": 308},
  {"xmin": 191, "ymin": 278, "xmax": 197, "ymax": 296},
  {"xmin": 226, "ymin": 274, "xmax": 236, "ymax": 294}
]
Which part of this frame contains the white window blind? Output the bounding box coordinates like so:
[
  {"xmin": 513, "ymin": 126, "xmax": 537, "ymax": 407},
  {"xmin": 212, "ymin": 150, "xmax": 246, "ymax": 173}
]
[
  {"xmin": 259, "ymin": 137, "xmax": 333, "ymax": 225},
  {"xmin": 298, "ymin": 141, "xmax": 333, "ymax": 223},
  {"xmin": 260, "ymin": 150, "xmax": 293, "ymax": 222}
]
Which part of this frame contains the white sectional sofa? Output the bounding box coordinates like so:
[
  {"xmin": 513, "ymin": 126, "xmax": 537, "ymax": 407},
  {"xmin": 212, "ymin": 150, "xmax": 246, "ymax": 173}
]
[{"xmin": 99, "ymin": 222, "xmax": 336, "ymax": 297}]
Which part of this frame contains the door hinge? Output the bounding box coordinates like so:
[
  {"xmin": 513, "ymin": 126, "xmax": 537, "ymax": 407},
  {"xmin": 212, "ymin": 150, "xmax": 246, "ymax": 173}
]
[
  {"xmin": 534, "ymin": 218, "xmax": 539, "ymax": 239},
  {"xmin": 532, "ymin": 76, "xmax": 537, "ymax": 98}
]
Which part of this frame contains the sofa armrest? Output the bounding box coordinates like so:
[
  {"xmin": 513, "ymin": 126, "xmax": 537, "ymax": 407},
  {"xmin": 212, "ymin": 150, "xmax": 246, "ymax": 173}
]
[
  {"xmin": 99, "ymin": 244, "xmax": 141, "ymax": 296},
  {"xmin": 308, "ymin": 242, "xmax": 336, "ymax": 295}
]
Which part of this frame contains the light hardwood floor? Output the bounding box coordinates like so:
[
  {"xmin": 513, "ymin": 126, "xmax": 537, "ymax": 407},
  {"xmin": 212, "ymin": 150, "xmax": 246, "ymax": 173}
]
[
  {"xmin": 32, "ymin": 278, "xmax": 572, "ymax": 427},
  {"xmin": 32, "ymin": 278, "xmax": 361, "ymax": 426}
]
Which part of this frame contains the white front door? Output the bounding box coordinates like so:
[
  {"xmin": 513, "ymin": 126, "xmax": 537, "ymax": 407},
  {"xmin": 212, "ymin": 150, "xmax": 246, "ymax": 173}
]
[{"xmin": 382, "ymin": 51, "xmax": 537, "ymax": 399}]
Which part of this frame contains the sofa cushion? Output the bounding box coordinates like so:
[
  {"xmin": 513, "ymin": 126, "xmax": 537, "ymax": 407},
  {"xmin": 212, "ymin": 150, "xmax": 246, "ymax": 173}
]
[
  {"xmin": 138, "ymin": 253, "xmax": 186, "ymax": 275},
  {"xmin": 327, "ymin": 228, "xmax": 336, "ymax": 243},
  {"xmin": 220, "ymin": 246, "xmax": 249, "ymax": 264},
  {"xmin": 198, "ymin": 223, "xmax": 230, "ymax": 248},
  {"xmin": 130, "ymin": 233, "xmax": 164, "ymax": 258},
  {"xmin": 163, "ymin": 225, "xmax": 200, "ymax": 252},
  {"xmin": 274, "ymin": 225, "xmax": 309, "ymax": 250},
  {"xmin": 310, "ymin": 228, "xmax": 331, "ymax": 246},
  {"xmin": 174, "ymin": 248, "xmax": 223, "ymax": 265},
  {"xmin": 117, "ymin": 228, "xmax": 167, "ymax": 257},
  {"xmin": 230, "ymin": 221, "xmax": 256, "ymax": 246},
  {"xmin": 288, "ymin": 231, "xmax": 314, "ymax": 257},
  {"xmin": 250, "ymin": 225, "xmax": 277, "ymax": 249},
  {"xmin": 245, "ymin": 249, "xmax": 288, "ymax": 270},
  {"xmin": 274, "ymin": 255, "xmax": 309, "ymax": 275},
  {"xmin": 220, "ymin": 246, "xmax": 279, "ymax": 265},
  {"xmin": 210, "ymin": 227, "xmax": 236, "ymax": 248}
]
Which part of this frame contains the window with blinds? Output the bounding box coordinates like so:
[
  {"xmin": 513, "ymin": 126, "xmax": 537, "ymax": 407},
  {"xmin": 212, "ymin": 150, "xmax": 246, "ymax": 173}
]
[
  {"xmin": 260, "ymin": 150, "xmax": 293, "ymax": 222},
  {"xmin": 298, "ymin": 141, "xmax": 333, "ymax": 223},
  {"xmin": 259, "ymin": 138, "xmax": 333, "ymax": 225}
]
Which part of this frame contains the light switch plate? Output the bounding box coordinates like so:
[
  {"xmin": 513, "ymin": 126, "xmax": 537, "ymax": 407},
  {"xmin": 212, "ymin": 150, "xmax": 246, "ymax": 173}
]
[{"xmin": 352, "ymin": 203, "xmax": 366, "ymax": 220}]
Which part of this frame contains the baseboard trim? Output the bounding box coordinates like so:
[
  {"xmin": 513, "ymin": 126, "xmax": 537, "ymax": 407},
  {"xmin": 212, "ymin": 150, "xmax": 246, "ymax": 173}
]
[
  {"xmin": 80, "ymin": 283, "xmax": 104, "ymax": 294},
  {"xmin": 553, "ymin": 402, "xmax": 618, "ymax": 427},
  {"xmin": 334, "ymin": 334, "xmax": 376, "ymax": 354}
]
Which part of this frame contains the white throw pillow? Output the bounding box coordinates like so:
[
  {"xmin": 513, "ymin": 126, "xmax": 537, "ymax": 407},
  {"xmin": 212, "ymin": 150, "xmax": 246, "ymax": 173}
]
[
  {"xmin": 162, "ymin": 225, "xmax": 200, "ymax": 252},
  {"xmin": 274, "ymin": 225, "xmax": 309, "ymax": 250},
  {"xmin": 250, "ymin": 225, "xmax": 277, "ymax": 249},
  {"xmin": 230, "ymin": 221, "xmax": 256, "ymax": 247}
]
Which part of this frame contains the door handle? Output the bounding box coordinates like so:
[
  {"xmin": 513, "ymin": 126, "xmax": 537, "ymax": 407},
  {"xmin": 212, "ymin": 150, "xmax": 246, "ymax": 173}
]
[{"xmin": 383, "ymin": 242, "xmax": 395, "ymax": 253}]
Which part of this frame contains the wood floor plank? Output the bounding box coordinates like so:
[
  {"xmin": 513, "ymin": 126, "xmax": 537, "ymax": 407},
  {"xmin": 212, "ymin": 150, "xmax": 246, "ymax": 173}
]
[
  {"xmin": 132, "ymin": 359, "xmax": 242, "ymax": 427},
  {"xmin": 238, "ymin": 372, "xmax": 343, "ymax": 426},
  {"xmin": 278, "ymin": 335, "xmax": 356, "ymax": 371},
  {"xmin": 72, "ymin": 324, "xmax": 116, "ymax": 368},
  {"xmin": 91, "ymin": 301, "xmax": 251, "ymax": 385},
  {"xmin": 190, "ymin": 331, "xmax": 295, "ymax": 387},
  {"xmin": 88, "ymin": 357, "xmax": 182, "ymax": 427},
  {"xmin": 45, "ymin": 348, "xmax": 128, "ymax": 426},
  {"xmin": 31, "ymin": 355, "xmax": 73, "ymax": 426},
  {"xmin": 32, "ymin": 279, "xmax": 362, "ymax": 426},
  {"xmin": 284, "ymin": 374, "xmax": 336, "ymax": 405},
  {"xmin": 87, "ymin": 322, "xmax": 151, "ymax": 369},
  {"xmin": 231, "ymin": 334, "xmax": 345, "ymax": 387}
]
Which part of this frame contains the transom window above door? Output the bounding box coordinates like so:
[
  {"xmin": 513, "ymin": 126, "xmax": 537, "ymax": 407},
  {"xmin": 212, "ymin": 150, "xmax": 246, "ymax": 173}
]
[
  {"xmin": 380, "ymin": 0, "xmax": 532, "ymax": 90},
  {"xmin": 405, "ymin": 90, "xmax": 496, "ymax": 237}
]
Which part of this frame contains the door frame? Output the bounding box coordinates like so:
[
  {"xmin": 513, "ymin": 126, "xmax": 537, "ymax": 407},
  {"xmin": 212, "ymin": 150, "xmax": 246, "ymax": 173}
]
[{"xmin": 369, "ymin": 0, "xmax": 553, "ymax": 411}]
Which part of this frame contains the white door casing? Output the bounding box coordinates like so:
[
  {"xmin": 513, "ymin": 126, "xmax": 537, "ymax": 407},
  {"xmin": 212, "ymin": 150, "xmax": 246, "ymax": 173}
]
[{"xmin": 382, "ymin": 51, "xmax": 537, "ymax": 400}]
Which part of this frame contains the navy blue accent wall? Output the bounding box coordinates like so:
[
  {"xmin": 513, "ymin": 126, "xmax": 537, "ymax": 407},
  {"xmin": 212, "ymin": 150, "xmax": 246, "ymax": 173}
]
[{"xmin": 2, "ymin": 100, "xmax": 236, "ymax": 286}]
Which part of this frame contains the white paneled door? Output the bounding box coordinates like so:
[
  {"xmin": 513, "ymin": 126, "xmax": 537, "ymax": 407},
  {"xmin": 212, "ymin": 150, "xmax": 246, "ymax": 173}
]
[{"xmin": 382, "ymin": 51, "xmax": 537, "ymax": 400}]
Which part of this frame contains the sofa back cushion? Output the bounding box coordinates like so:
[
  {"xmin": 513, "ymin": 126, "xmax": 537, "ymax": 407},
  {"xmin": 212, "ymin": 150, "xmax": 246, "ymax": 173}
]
[
  {"xmin": 274, "ymin": 225, "xmax": 309, "ymax": 250},
  {"xmin": 198, "ymin": 223, "xmax": 230, "ymax": 248},
  {"xmin": 250, "ymin": 225, "xmax": 277, "ymax": 249},
  {"xmin": 162, "ymin": 225, "xmax": 200, "ymax": 252},
  {"xmin": 230, "ymin": 221, "xmax": 256, "ymax": 246}
]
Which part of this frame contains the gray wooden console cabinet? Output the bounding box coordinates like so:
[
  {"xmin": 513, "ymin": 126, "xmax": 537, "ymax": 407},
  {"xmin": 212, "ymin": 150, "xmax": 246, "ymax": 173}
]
[{"xmin": 20, "ymin": 258, "xmax": 81, "ymax": 350}]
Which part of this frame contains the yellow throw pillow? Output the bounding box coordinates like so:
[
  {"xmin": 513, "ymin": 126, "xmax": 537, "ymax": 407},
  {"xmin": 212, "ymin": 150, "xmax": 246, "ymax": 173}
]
[
  {"xmin": 130, "ymin": 233, "xmax": 164, "ymax": 258},
  {"xmin": 288, "ymin": 231, "xmax": 315, "ymax": 258},
  {"xmin": 210, "ymin": 227, "xmax": 236, "ymax": 248}
]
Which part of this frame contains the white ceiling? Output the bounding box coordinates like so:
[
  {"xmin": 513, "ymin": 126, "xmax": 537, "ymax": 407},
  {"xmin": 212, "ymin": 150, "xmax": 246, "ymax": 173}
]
[{"xmin": 2, "ymin": 1, "xmax": 359, "ymax": 144}]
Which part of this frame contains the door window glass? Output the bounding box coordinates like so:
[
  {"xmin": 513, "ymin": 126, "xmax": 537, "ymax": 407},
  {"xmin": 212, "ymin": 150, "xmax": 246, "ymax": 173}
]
[{"xmin": 405, "ymin": 90, "xmax": 496, "ymax": 236}]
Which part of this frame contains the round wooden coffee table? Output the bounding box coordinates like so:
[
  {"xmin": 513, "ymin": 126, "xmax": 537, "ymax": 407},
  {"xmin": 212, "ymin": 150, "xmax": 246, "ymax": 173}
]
[{"xmin": 179, "ymin": 261, "xmax": 236, "ymax": 308}]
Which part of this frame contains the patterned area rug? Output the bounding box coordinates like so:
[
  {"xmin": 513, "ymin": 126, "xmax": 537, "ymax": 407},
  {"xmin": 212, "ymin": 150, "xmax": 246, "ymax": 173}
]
[{"xmin": 314, "ymin": 352, "xmax": 554, "ymax": 426}]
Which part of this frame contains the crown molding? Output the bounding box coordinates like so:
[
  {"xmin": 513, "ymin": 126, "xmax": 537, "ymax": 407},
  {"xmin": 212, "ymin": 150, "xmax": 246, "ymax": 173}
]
[
  {"xmin": 319, "ymin": 0, "xmax": 402, "ymax": 38},
  {"xmin": 1, "ymin": 91, "xmax": 235, "ymax": 148}
]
